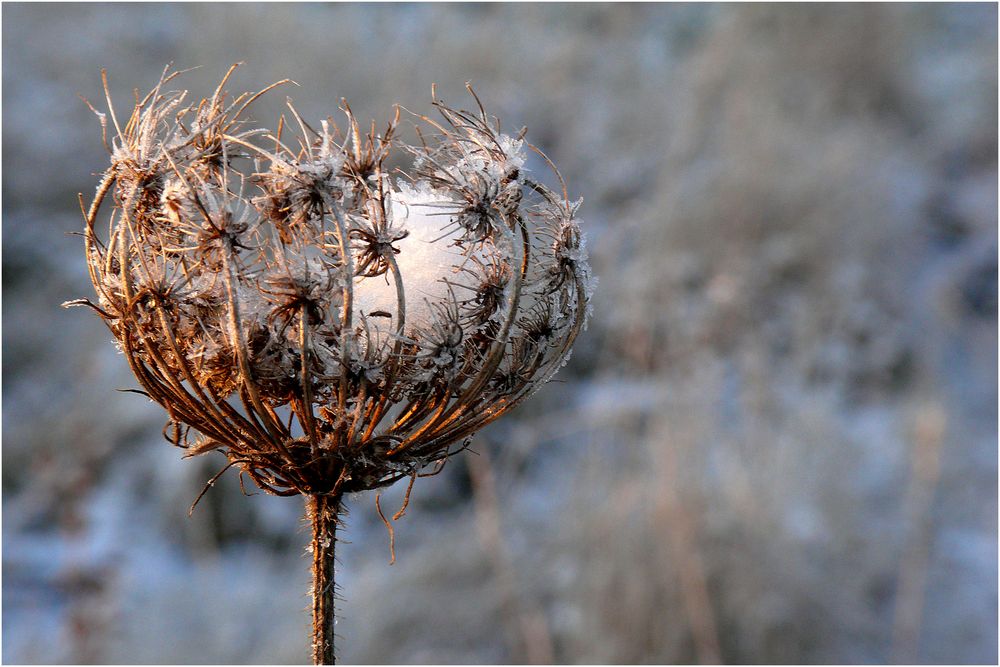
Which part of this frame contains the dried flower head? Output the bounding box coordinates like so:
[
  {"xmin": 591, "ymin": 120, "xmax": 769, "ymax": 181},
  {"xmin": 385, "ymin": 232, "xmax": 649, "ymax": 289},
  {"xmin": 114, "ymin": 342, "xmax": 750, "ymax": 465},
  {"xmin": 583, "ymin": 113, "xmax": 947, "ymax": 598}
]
[
  {"xmin": 69, "ymin": 64, "xmax": 592, "ymax": 506},
  {"xmin": 67, "ymin": 64, "xmax": 594, "ymax": 664}
]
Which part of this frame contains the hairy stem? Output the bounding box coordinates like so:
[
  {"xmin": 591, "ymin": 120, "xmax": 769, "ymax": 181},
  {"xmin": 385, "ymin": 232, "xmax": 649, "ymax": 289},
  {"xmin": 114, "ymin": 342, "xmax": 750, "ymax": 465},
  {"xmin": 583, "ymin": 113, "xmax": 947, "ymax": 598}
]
[{"xmin": 308, "ymin": 493, "xmax": 341, "ymax": 665}]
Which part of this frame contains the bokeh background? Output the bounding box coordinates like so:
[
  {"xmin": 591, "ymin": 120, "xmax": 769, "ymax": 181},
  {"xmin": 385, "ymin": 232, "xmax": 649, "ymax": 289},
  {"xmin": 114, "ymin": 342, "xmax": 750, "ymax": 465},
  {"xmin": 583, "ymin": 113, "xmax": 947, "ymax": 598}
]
[{"xmin": 2, "ymin": 3, "xmax": 997, "ymax": 664}]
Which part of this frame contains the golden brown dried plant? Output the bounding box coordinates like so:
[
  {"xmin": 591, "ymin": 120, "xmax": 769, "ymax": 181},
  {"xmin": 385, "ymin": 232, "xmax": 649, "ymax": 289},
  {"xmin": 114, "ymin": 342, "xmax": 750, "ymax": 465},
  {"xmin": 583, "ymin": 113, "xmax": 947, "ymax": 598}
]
[{"xmin": 66, "ymin": 65, "xmax": 592, "ymax": 664}]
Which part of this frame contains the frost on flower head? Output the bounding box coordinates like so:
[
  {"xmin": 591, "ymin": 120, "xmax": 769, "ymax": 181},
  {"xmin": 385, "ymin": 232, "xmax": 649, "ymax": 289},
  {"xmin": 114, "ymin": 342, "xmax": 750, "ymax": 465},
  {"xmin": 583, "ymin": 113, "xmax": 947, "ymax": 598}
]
[{"xmin": 67, "ymin": 66, "xmax": 592, "ymax": 502}]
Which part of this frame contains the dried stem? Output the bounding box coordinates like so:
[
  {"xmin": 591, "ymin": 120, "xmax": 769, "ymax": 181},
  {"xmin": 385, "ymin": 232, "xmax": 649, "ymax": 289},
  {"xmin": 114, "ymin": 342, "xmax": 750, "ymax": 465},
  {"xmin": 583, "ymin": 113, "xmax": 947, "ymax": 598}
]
[{"xmin": 308, "ymin": 493, "xmax": 341, "ymax": 665}]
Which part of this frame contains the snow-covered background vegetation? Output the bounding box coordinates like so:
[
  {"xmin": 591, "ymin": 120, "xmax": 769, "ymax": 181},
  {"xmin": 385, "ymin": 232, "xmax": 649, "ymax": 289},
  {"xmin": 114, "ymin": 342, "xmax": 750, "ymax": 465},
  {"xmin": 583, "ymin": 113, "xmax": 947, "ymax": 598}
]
[{"xmin": 3, "ymin": 4, "xmax": 996, "ymax": 663}]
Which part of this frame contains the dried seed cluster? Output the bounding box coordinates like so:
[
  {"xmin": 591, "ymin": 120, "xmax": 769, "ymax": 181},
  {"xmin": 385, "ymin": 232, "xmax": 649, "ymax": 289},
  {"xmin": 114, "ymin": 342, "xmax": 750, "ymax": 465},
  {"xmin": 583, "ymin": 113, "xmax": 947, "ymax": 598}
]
[{"xmin": 70, "ymin": 66, "xmax": 593, "ymax": 499}]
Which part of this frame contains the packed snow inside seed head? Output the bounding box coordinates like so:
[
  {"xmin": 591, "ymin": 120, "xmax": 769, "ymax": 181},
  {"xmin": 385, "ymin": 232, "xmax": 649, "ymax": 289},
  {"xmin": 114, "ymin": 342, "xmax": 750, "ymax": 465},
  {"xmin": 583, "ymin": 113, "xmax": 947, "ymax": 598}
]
[{"xmin": 352, "ymin": 183, "xmax": 478, "ymax": 331}]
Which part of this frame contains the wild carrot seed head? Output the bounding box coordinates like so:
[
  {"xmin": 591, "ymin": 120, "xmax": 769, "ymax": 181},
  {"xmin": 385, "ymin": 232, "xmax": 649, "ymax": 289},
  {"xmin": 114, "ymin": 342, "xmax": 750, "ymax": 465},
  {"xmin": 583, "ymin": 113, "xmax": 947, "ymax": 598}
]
[{"xmin": 68, "ymin": 65, "xmax": 593, "ymax": 499}]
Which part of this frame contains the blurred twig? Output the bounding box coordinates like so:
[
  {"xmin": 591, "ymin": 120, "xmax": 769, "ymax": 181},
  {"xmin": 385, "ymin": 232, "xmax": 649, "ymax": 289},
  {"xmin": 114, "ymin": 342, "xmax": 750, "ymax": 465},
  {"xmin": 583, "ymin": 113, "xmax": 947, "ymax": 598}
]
[
  {"xmin": 467, "ymin": 446, "xmax": 556, "ymax": 664},
  {"xmin": 890, "ymin": 402, "xmax": 946, "ymax": 664},
  {"xmin": 653, "ymin": 432, "xmax": 723, "ymax": 664}
]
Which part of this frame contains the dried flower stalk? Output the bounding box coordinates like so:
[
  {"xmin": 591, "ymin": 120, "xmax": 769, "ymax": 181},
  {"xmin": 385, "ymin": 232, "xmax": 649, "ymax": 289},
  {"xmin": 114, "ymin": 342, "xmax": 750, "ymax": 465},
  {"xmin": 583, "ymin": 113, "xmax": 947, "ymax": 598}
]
[{"xmin": 67, "ymin": 65, "xmax": 593, "ymax": 664}]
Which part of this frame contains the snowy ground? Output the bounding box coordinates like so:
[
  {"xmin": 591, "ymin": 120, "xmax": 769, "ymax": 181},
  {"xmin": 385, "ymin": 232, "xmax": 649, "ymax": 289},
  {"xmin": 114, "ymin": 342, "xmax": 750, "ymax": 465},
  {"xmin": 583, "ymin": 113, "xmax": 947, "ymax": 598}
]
[{"xmin": 2, "ymin": 4, "xmax": 997, "ymax": 664}]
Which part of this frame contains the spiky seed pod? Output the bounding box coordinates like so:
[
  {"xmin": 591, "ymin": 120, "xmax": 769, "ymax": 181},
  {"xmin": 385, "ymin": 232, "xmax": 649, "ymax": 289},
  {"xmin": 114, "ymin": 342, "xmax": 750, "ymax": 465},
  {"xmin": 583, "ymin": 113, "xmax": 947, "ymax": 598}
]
[{"xmin": 70, "ymin": 64, "xmax": 592, "ymax": 510}]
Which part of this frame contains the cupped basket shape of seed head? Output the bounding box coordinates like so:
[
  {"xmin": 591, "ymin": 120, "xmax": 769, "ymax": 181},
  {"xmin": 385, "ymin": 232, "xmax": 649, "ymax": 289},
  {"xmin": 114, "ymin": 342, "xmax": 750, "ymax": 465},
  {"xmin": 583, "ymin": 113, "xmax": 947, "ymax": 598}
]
[{"xmin": 70, "ymin": 65, "xmax": 593, "ymax": 499}]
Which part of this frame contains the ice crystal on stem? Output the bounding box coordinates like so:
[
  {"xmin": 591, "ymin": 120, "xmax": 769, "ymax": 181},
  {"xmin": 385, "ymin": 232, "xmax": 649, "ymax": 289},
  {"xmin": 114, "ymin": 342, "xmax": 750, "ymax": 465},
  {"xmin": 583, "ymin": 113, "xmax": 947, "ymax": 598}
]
[{"xmin": 66, "ymin": 65, "xmax": 592, "ymax": 664}]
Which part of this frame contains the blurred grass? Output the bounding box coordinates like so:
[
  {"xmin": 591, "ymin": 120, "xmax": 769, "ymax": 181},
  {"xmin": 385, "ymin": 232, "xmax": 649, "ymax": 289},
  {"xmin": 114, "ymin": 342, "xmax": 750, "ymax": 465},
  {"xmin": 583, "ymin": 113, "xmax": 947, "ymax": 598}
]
[{"xmin": 2, "ymin": 3, "xmax": 997, "ymax": 664}]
